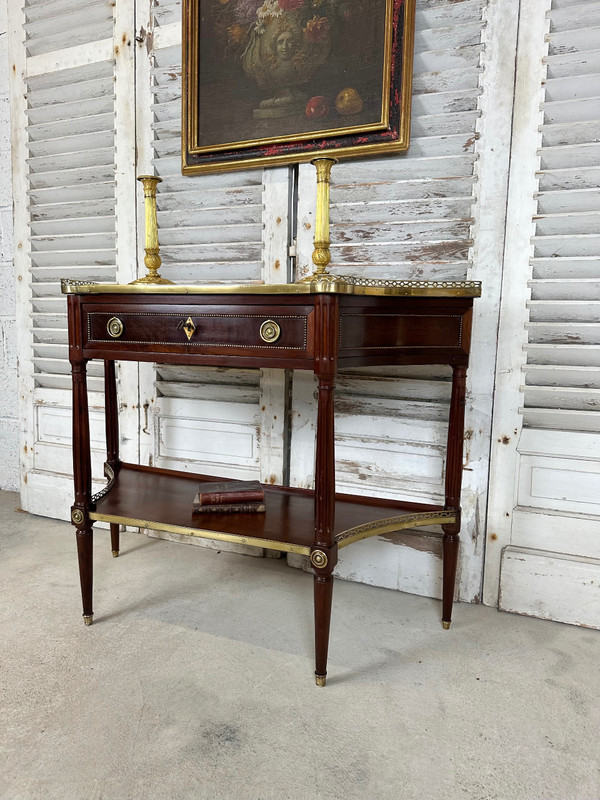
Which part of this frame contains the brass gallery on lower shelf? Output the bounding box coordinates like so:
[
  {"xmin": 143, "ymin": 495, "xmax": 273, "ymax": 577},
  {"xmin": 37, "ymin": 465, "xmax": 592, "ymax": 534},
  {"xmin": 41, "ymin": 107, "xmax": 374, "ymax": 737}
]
[
  {"xmin": 88, "ymin": 509, "xmax": 312, "ymax": 557},
  {"xmin": 89, "ymin": 506, "xmax": 457, "ymax": 556},
  {"xmin": 335, "ymin": 509, "xmax": 457, "ymax": 548}
]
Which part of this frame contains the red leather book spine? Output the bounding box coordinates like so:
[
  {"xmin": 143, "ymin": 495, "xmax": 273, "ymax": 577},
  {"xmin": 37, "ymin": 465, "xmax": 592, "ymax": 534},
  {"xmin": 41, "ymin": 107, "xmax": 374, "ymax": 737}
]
[
  {"xmin": 193, "ymin": 503, "xmax": 266, "ymax": 514},
  {"xmin": 197, "ymin": 489, "xmax": 265, "ymax": 505}
]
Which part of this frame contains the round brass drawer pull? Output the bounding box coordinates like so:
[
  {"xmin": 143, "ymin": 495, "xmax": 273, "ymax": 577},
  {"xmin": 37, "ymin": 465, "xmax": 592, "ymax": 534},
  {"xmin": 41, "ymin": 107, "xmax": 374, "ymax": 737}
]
[
  {"xmin": 107, "ymin": 317, "xmax": 124, "ymax": 338},
  {"xmin": 310, "ymin": 550, "xmax": 328, "ymax": 569},
  {"xmin": 259, "ymin": 319, "xmax": 281, "ymax": 343}
]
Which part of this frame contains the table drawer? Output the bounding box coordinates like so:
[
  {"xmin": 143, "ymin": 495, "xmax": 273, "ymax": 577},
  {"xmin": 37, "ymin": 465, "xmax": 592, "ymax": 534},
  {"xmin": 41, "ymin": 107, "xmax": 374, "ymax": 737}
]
[
  {"xmin": 340, "ymin": 311, "xmax": 468, "ymax": 352},
  {"xmin": 84, "ymin": 306, "xmax": 312, "ymax": 355}
]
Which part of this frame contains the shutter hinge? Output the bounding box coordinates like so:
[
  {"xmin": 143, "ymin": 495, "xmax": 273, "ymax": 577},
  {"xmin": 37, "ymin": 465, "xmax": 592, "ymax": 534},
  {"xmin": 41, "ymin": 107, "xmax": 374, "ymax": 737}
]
[{"xmin": 288, "ymin": 239, "xmax": 297, "ymax": 260}]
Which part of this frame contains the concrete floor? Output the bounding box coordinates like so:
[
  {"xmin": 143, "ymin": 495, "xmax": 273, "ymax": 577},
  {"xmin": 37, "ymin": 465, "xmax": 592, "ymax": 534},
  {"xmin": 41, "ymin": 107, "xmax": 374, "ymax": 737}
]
[{"xmin": 1, "ymin": 490, "xmax": 599, "ymax": 800}]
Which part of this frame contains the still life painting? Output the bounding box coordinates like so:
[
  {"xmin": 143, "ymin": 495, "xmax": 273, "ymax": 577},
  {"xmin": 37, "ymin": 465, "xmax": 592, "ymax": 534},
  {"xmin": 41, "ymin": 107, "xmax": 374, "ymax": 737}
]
[{"xmin": 182, "ymin": 0, "xmax": 415, "ymax": 174}]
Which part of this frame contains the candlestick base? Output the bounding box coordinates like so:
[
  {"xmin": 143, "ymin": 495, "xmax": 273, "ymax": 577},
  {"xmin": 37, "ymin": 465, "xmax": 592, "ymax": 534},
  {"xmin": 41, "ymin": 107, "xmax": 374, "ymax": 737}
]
[
  {"xmin": 129, "ymin": 274, "xmax": 175, "ymax": 285},
  {"xmin": 296, "ymin": 272, "xmax": 354, "ymax": 293}
]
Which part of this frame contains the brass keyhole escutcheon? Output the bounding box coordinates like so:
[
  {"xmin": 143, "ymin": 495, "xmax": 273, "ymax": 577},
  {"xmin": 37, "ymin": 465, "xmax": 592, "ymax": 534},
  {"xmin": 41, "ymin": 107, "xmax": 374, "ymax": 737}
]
[
  {"xmin": 107, "ymin": 317, "xmax": 124, "ymax": 338},
  {"xmin": 182, "ymin": 317, "xmax": 196, "ymax": 341},
  {"xmin": 259, "ymin": 319, "xmax": 281, "ymax": 344}
]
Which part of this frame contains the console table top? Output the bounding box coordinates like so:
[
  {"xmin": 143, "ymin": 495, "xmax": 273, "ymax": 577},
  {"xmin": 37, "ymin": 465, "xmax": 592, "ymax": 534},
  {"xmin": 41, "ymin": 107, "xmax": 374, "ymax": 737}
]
[{"xmin": 61, "ymin": 277, "xmax": 482, "ymax": 298}]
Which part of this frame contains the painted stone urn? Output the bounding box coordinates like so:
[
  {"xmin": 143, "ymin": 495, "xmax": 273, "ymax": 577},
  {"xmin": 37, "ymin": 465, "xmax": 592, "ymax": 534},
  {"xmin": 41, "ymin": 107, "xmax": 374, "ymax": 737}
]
[{"xmin": 241, "ymin": 1, "xmax": 332, "ymax": 118}]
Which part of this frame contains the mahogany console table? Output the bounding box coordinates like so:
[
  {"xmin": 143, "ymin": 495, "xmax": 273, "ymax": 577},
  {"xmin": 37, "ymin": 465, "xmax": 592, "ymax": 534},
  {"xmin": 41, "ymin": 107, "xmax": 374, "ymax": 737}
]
[{"xmin": 64, "ymin": 277, "xmax": 480, "ymax": 686}]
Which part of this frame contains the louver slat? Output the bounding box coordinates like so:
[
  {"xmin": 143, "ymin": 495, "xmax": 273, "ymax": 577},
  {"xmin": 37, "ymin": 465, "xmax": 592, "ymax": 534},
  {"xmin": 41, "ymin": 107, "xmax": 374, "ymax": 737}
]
[
  {"xmin": 24, "ymin": 0, "xmax": 108, "ymax": 23},
  {"xmin": 24, "ymin": 2, "xmax": 113, "ymax": 58}
]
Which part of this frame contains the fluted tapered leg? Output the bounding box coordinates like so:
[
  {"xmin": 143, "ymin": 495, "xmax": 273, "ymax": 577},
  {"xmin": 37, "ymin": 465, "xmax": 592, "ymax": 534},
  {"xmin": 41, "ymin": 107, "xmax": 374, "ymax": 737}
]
[
  {"xmin": 314, "ymin": 574, "xmax": 334, "ymax": 685},
  {"xmin": 442, "ymin": 365, "xmax": 467, "ymax": 628},
  {"xmin": 104, "ymin": 360, "xmax": 120, "ymax": 557},
  {"xmin": 71, "ymin": 355, "xmax": 94, "ymax": 625},
  {"xmin": 110, "ymin": 523, "xmax": 120, "ymax": 558},
  {"xmin": 441, "ymin": 529, "xmax": 459, "ymax": 628},
  {"xmin": 76, "ymin": 527, "xmax": 94, "ymax": 624},
  {"xmin": 312, "ymin": 296, "xmax": 339, "ymax": 685}
]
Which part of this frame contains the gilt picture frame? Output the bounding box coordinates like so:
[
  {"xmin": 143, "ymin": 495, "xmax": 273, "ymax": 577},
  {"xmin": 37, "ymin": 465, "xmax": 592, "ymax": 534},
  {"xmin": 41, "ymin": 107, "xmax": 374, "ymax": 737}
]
[{"xmin": 182, "ymin": 0, "xmax": 415, "ymax": 175}]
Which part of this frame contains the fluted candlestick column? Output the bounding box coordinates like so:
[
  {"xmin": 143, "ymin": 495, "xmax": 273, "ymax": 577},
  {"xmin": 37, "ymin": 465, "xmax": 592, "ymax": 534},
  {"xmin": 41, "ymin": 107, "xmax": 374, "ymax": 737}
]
[
  {"xmin": 130, "ymin": 175, "xmax": 174, "ymax": 285},
  {"xmin": 311, "ymin": 158, "xmax": 336, "ymax": 276}
]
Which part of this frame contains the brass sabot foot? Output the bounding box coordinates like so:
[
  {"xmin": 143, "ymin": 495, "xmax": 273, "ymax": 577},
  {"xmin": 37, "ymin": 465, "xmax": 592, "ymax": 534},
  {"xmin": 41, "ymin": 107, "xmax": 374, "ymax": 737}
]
[
  {"xmin": 112, "ymin": 550, "xmax": 119, "ymax": 558},
  {"xmin": 315, "ymin": 674, "xmax": 326, "ymax": 687},
  {"xmin": 83, "ymin": 614, "xmax": 94, "ymax": 626},
  {"xmin": 442, "ymin": 620, "xmax": 451, "ymax": 630}
]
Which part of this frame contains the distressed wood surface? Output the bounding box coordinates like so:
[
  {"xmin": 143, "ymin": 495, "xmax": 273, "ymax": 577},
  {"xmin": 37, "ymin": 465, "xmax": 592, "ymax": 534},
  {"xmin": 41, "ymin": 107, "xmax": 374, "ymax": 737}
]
[
  {"xmin": 149, "ymin": 33, "xmax": 264, "ymax": 283},
  {"xmin": 11, "ymin": 0, "xmax": 138, "ymax": 518},
  {"xmin": 26, "ymin": 59, "xmax": 117, "ymax": 393},
  {"xmin": 133, "ymin": 0, "xmax": 282, "ymax": 558},
  {"xmin": 499, "ymin": 547, "xmax": 600, "ymax": 630},
  {"xmin": 524, "ymin": 0, "xmax": 600, "ymax": 430},
  {"xmin": 24, "ymin": 2, "xmax": 113, "ymax": 59},
  {"xmin": 115, "ymin": 0, "xmax": 144, "ymax": 467},
  {"xmin": 290, "ymin": 0, "xmax": 517, "ymax": 605},
  {"xmin": 483, "ymin": 0, "xmax": 550, "ymax": 606},
  {"xmin": 486, "ymin": 0, "xmax": 600, "ymax": 624}
]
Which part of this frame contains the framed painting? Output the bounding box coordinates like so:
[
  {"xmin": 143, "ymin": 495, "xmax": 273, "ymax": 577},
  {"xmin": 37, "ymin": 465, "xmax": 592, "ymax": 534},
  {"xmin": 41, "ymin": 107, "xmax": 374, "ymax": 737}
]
[{"xmin": 182, "ymin": 0, "xmax": 415, "ymax": 175}]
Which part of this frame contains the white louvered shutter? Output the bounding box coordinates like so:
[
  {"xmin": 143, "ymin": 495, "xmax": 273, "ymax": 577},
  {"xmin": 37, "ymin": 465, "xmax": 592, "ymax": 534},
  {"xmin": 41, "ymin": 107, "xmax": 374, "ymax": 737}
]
[
  {"xmin": 135, "ymin": 0, "xmax": 289, "ymax": 531},
  {"xmin": 290, "ymin": 0, "xmax": 516, "ymax": 601},
  {"xmin": 524, "ymin": 1, "xmax": 600, "ymax": 433},
  {"xmin": 487, "ymin": 0, "xmax": 600, "ymax": 627},
  {"xmin": 11, "ymin": 0, "xmax": 139, "ymax": 517}
]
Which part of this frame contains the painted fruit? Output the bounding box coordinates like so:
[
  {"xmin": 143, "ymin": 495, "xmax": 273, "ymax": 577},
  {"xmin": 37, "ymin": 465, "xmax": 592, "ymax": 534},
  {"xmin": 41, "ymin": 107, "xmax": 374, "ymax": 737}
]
[
  {"xmin": 335, "ymin": 87, "xmax": 363, "ymax": 115},
  {"xmin": 305, "ymin": 95, "xmax": 330, "ymax": 120}
]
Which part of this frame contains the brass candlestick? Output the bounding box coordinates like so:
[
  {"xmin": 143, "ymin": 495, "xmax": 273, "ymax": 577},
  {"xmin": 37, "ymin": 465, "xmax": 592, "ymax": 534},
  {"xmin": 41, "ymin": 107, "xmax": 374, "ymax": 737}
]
[
  {"xmin": 299, "ymin": 158, "xmax": 347, "ymax": 290},
  {"xmin": 311, "ymin": 157, "xmax": 336, "ymax": 276},
  {"xmin": 130, "ymin": 175, "xmax": 174, "ymax": 285}
]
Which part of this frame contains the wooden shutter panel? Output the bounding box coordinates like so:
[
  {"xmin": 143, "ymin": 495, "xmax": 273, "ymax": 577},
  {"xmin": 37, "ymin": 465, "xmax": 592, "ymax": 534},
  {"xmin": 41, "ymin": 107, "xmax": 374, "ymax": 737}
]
[
  {"xmin": 148, "ymin": 0, "xmax": 264, "ymax": 284},
  {"xmin": 290, "ymin": 0, "xmax": 509, "ymax": 600},
  {"xmin": 28, "ymin": 60, "xmax": 116, "ymax": 393},
  {"xmin": 486, "ymin": 0, "xmax": 600, "ymax": 627},
  {"xmin": 11, "ymin": 0, "xmax": 134, "ymax": 517},
  {"xmin": 522, "ymin": 0, "xmax": 600, "ymax": 433},
  {"xmin": 138, "ymin": 0, "xmax": 287, "ymax": 499}
]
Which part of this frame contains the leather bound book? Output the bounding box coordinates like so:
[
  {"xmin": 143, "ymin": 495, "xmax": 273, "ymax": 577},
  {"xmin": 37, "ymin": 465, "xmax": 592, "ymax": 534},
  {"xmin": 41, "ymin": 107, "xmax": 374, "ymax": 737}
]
[
  {"xmin": 192, "ymin": 501, "xmax": 266, "ymax": 514},
  {"xmin": 193, "ymin": 480, "xmax": 265, "ymax": 507}
]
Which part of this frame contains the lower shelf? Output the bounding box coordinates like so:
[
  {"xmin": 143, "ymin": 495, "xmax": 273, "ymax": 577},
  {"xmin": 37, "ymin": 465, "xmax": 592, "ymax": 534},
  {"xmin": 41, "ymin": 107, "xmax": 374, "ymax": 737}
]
[{"xmin": 89, "ymin": 463, "xmax": 456, "ymax": 554}]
